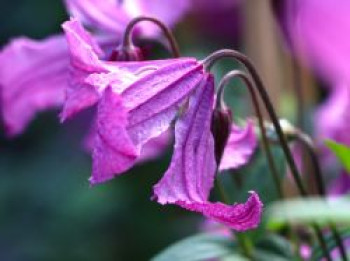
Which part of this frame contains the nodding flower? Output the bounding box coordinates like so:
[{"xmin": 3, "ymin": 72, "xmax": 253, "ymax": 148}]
[{"xmin": 61, "ymin": 18, "xmax": 262, "ymax": 231}]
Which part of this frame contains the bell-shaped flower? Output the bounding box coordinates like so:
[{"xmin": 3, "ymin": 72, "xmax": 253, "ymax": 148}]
[
  {"xmin": 153, "ymin": 75, "xmax": 262, "ymax": 231},
  {"xmin": 61, "ymin": 19, "xmax": 205, "ymax": 184},
  {"xmin": 0, "ymin": 0, "xmax": 189, "ymax": 137}
]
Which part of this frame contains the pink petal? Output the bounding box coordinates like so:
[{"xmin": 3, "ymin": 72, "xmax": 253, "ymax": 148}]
[
  {"xmin": 123, "ymin": 58, "xmax": 204, "ymax": 146},
  {"xmin": 179, "ymin": 192, "xmax": 262, "ymax": 231},
  {"xmin": 64, "ymin": 0, "xmax": 188, "ymax": 37},
  {"xmin": 62, "ymin": 18, "xmax": 105, "ymax": 72},
  {"xmin": 125, "ymin": 0, "xmax": 190, "ymax": 36},
  {"xmin": 283, "ymin": 0, "xmax": 350, "ymax": 83},
  {"xmin": 0, "ymin": 35, "xmax": 68, "ymax": 136},
  {"xmin": 219, "ymin": 120, "xmax": 257, "ymax": 171},
  {"xmin": 138, "ymin": 130, "xmax": 172, "ymax": 162},
  {"xmin": 64, "ymin": 0, "xmax": 130, "ymax": 35},
  {"xmin": 153, "ymin": 75, "xmax": 262, "ymax": 230},
  {"xmin": 90, "ymin": 87, "xmax": 138, "ymax": 185}
]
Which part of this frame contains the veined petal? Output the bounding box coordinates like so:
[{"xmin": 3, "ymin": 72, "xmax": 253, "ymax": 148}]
[
  {"xmin": 90, "ymin": 87, "xmax": 138, "ymax": 185},
  {"xmin": 153, "ymin": 75, "xmax": 262, "ymax": 231},
  {"xmin": 153, "ymin": 74, "xmax": 217, "ymax": 204},
  {"xmin": 62, "ymin": 18, "xmax": 105, "ymax": 72},
  {"xmin": 219, "ymin": 120, "xmax": 257, "ymax": 171},
  {"xmin": 123, "ymin": 59, "xmax": 204, "ymax": 146},
  {"xmin": 179, "ymin": 192, "xmax": 263, "ymax": 231},
  {"xmin": 0, "ymin": 35, "xmax": 68, "ymax": 136}
]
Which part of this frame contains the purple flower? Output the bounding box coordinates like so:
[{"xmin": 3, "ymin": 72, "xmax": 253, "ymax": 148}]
[
  {"xmin": 219, "ymin": 120, "xmax": 257, "ymax": 171},
  {"xmin": 62, "ymin": 19, "xmax": 204, "ymax": 184},
  {"xmin": 62, "ymin": 19, "xmax": 261, "ymax": 230},
  {"xmin": 0, "ymin": 36, "xmax": 68, "ymax": 136},
  {"xmin": 274, "ymin": 0, "xmax": 350, "ymax": 84},
  {"xmin": 0, "ymin": 0, "xmax": 189, "ymax": 137},
  {"xmin": 153, "ymin": 75, "xmax": 262, "ymax": 231}
]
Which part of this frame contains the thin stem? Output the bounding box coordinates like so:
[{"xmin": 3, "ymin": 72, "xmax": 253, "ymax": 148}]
[
  {"xmin": 122, "ymin": 16, "xmax": 180, "ymax": 58},
  {"xmin": 295, "ymin": 132, "xmax": 348, "ymax": 261},
  {"xmin": 292, "ymin": 57, "xmax": 304, "ymax": 130},
  {"xmin": 217, "ymin": 70, "xmax": 283, "ymax": 199},
  {"xmin": 330, "ymin": 222, "xmax": 348, "ymax": 261},
  {"xmin": 313, "ymin": 223, "xmax": 333, "ymax": 261},
  {"xmin": 203, "ymin": 49, "xmax": 307, "ymax": 196}
]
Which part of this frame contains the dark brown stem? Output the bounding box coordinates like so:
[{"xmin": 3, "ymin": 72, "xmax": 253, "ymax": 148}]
[
  {"xmin": 203, "ymin": 49, "xmax": 307, "ymax": 196},
  {"xmin": 217, "ymin": 70, "xmax": 283, "ymax": 199},
  {"xmin": 122, "ymin": 16, "xmax": 180, "ymax": 58}
]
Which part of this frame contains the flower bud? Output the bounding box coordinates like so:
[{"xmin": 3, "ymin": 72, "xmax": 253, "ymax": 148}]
[
  {"xmin": 109, "ymin": 44, "xmax": 143, "ymax": 61},
  {"xmin": 211, "ymin": 107, "xmax": 232, "ymax": 164}
]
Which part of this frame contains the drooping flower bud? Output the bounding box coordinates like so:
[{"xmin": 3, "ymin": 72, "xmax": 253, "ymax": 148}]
[
  {"xmin": 109, "ymin": 44, "xmax": 143, "ymax": 61},
  {"xmin": 211, "ymin": 106, "xmax": 232, "ymax": 164}
]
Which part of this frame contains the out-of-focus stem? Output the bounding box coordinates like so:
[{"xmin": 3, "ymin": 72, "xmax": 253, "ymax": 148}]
[
  {"xmin": 122, "ymin": 16, "xmax": 180, "ymax": 57},
  {"xmin": 295, "ymin": 132, "xmax": 347, "ymax": 261}
]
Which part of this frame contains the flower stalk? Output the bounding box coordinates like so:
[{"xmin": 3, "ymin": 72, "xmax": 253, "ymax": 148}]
[
  {"xmin": 216, "ymin": 70, "xmax": 283, "ymax": 199},
  {"xmin": 121, "ymin": 16, "xmax": 180, "ymax": 58}
]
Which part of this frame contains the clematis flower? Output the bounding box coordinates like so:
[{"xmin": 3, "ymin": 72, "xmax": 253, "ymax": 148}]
[
  {"xmin": 62, "ymin": 19, "xmax": 262, "ymax": 229},
  {"xmin": 0, "ymin": 0, "xmax": 189, "ymax": 137},
  {"xmin": 62, "ymin": 19, "xmax": 204, "ymax": 184},
  {"xmin": 153, "ymin": 75, "xmax": 262, "ymax": 231}
]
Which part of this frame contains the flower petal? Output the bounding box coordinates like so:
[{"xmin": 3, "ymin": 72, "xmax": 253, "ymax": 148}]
[
  {"xmin": 153, "ymin": 75, "xmax": 262, "ymax": 231},
  {"xmin": 124, "ymin": 0, "xmax": 190, "ymax": 36},
  {"xmin": 123, "ymin": 58, "xmax": 204, "ymax": 146},
  {"xmin": 153, "ymin": 74, "xmax": 217, "ymax": 203},
  {"xmin": 0, "ymin": 35, "xmax": 68, "ymax": 136},
  {"xmin": 179, "ymin": 192, "xmax": 263, "ymax": 231},
  {"xmin": 64, "ymin": 0, "xmax": 129, "ymax": 35},
  {"xmin": 219, "ymin": 120, "xmax": 257, "ymax": 171},
  {"xmin": 90, "ymin": 87, "xmax": 138, "ymax": 185}
]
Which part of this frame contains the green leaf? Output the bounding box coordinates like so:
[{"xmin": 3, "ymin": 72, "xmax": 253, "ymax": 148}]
[
  {"xmin": 152, "ymin": 233, "xmax": 236, "ymax": 261},
  {"xmin": 325, "ymin": 139, "xmax": 350, "ymax": 173},
  {"xmin": 254, "ymin": 234, "xmax": 294, "ymax": 259},
  {"xmin": 266, "ymin": 197, "xmax": 350, "ymax": 230}
]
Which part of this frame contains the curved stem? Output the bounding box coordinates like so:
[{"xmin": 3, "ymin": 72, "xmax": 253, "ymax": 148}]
[
  {"xmin": 122, "ymin": 16, "xmax": 180, "ymax": 57},
  {"xmin": 217, "ymin": 70, "xmax": 283, "ymax": 199},
  {"xmin": 203, "ymin": 49, "xmax": 307, "ymax": 196}
]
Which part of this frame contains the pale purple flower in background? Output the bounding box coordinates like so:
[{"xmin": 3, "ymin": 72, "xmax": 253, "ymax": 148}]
[
  {"xmin": 62, "ymin": 19, "xmax": 204, "ymax": 184},
  {"xmin": 219, "ymin": 120, "xmax": 257, "ymax": 171},
  {"xmin": 153, "ymin": 75, "xmax": 262, "ymax": 231},
  {"xmin": 273, "ymin": 0, "xmax": 350, "ymax": 84},
  {"xmin": 0, "ymin": 0, "xmax": 189, "ymax": 137}
]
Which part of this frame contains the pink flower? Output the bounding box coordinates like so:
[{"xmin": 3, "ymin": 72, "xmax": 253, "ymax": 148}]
[
  {"xmin": 153, "ymin": 75, "xmax": 262, "ymax": 231},
  {"xmin": 62, "ymin": 19, "xmax": 262, "ymax": 230},
  {"xmin": 0, "ymin": 0, "xmax": 189, "ymax": 137},
  {"xmin": 62, "ymin": 19, "xmax": 204, "ymax": 184}
]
